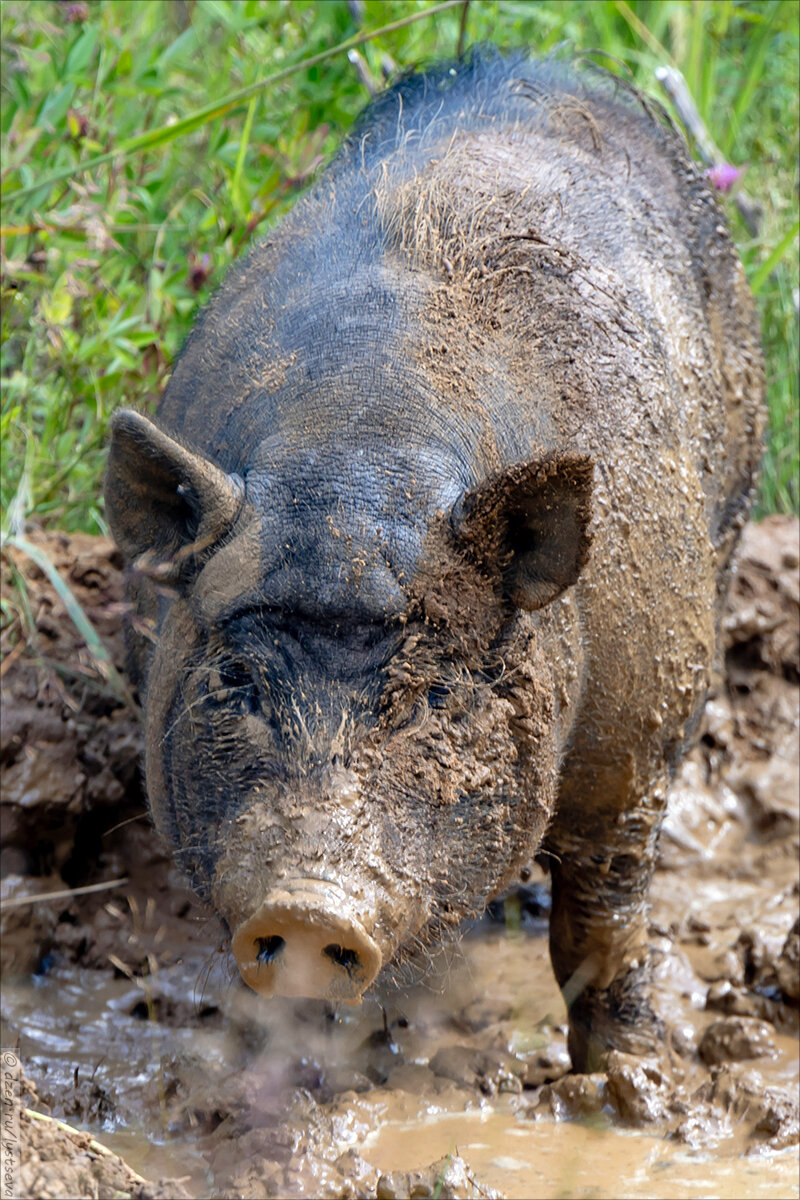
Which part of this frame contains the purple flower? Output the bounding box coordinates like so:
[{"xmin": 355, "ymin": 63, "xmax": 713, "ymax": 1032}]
[
  {"xmin": 189, "ymin": 254, "xmax": 212, "ymax": 292},
  {"xmin": 63, "ymin": 2, "xmax": 89, "ymax": 22},
  {"xmin": 706, "ymin": 163, "xmax": 741, "ymax": 193}
]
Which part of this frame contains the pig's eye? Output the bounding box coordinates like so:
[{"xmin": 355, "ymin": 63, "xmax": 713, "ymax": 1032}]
[
  {"xmin": 208, "ymin": 661, "xmax": 261, "ymax": 715},
  {"xmin": 427, "ymin": 680, "xmax": 452, "ymax": 709}
]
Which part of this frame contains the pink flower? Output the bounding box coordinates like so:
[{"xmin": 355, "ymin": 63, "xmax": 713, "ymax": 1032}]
[
  {"xmin": 189, "ymin": 254, "xmax": 212, "ymax": 293},
  {"xmin": 63, "ymin": 2, "xmax": 89, "ymax": 22},
  {"xmin": 706, "ymin": 163, "xmax": 741, "ymax": 193}
]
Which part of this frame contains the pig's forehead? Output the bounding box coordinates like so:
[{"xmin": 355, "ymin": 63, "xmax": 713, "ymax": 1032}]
[
  {"xmin": 229, "ymin": 444, "xmax": 462, "ymax": 622},
  {"xmin": 248, "ymin": 436, "xmax": 463, "ymax": 514}
]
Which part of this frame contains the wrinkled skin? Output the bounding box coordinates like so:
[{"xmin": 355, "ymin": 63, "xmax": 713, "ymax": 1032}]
[{"xmin": 105, "ymin": 49, "xmax": 764, "ymax": 1068}]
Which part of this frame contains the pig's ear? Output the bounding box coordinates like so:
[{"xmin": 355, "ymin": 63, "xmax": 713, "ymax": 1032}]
[
  {"xmin": 455, "ymin": 454, "xmax": 594, "ymax": 611},
  {"xmin": 104, "ymin": 410, "xmax": 244, "ymax": 568}
]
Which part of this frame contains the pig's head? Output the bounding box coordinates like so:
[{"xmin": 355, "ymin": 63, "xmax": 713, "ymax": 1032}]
[{"xmin": 106, "ymin": 409, "xmax": 592, "ymax": 1003}]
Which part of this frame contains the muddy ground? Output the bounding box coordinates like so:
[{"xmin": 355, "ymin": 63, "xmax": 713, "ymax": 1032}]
[{"xmin": 1, "ymin": 517, "xmax": 798, "ymax": 1200}]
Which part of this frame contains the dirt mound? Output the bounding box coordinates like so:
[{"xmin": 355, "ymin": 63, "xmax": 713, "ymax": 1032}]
[
  {"xmin": 18, "ymin": 1105, "xmax": 192, "ymax": 1200},
  {"xmin": 1, "ymin": 517, "xmax": 798, "ymax": 1199},
  {"xmin": 1, "ymin": 533, "xmax": 142, "ymax": 880}
]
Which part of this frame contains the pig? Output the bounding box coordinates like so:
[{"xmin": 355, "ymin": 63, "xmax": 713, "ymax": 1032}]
[{"xmin": 105, "ymin": 47, "xmax": 764, "ymax": 1071}]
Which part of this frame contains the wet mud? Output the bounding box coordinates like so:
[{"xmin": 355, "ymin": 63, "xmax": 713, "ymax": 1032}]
[{"xmin": 1, "ymin": 518, "xmax": 798, "ymax": 1199}]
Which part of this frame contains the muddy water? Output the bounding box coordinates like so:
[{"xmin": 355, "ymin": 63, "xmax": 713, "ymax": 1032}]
[
  {"xmin": 1, "ymin": 965, "xmax": 214, "ymax": 1191},
  {"xmin": 355, "ymin": 933, "xmax": 798, "ymax": 1200},
  {"xmin": 4, "ymin": 887, "xmax": 798, "ymax": 1199},
  {"xmin": 12, "ymin": 932, "xmax": 795, "ymax": 1200},
  {"xmin": 1, "ymin": 519, "xmax": 799, "ymax": 1199},
  {"xmin": 365, "ymin": 1110, "xmax": 799, "ymax": 1200}
]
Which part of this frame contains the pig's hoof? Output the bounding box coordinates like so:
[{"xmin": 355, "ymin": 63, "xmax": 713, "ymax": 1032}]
[{"xmin": 567, "ymin": 969, "xmax": 664, "ymax": 1072}]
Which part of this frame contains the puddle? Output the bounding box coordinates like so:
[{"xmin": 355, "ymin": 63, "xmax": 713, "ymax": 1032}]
[{"xmin": 364, "ymin": 1106, "xmax": 800, "ymax": 1200}]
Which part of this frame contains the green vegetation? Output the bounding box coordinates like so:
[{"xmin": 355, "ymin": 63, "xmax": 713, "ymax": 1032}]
[{"xmin": 2, "ymin": 0, "xmax": 797, "ymax": 531}]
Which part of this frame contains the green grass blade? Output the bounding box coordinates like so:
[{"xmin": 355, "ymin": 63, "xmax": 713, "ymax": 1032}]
[
  {"xmin": 231, "ymin": 95, "xmax": 257, "ymax": 222},
  {"xmin": 720, "ymin": 1, "xmax": 780, "ymax": 158},
  {"xmin": 686, "ymin": 0, "xmax": 707, "ymax": 114},
  {"xmin": 749, "ymin": 220, "xmax": 800, "ymax": 295},
  {"xmin": 3, "ymin": 534, "xmax": 139, "ymax": 712},
  {"xmin": 613, "ymin": 0, "xmax": 674, "ymax": 63}
]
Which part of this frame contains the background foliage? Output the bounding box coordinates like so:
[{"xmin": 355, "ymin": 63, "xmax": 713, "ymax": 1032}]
[{"xmin": 2, "ymin": 0, "xmax": 798, "ymax": 532}]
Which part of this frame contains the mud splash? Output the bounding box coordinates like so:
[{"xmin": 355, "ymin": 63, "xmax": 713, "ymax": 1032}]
[{"xmin": 1, "ymin": 518, "xmax": 798, "ymax": 1199}]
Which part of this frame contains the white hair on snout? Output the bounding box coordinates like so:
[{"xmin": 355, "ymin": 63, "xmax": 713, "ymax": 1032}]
[{"xmin": 383, "ymin": 906, "xmax": 476, "ymax": 995}]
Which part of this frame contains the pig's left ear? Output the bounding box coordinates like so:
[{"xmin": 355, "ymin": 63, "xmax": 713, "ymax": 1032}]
[
  {"xmin": 454, "ymin": 453, "xmax": 594, "ymax": 611},
  {"xmin": 105, "ymin": 410, "xmax": 244, "ymax": 570}
]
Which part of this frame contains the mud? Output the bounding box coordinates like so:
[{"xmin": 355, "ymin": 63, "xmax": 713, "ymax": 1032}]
[{"xmin": 1, "ymin": 516, "xmax": 798, "ymax": 1199}]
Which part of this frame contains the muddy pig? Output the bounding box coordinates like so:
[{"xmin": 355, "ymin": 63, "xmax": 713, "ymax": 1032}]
[{"xmin": 105, "ymin": 48, "xmax": 763, "ymax": 1070}]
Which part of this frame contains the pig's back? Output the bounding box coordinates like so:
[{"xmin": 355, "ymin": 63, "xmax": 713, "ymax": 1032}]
[{"xmin": 160, "ymin": 47, "xmax": 761, "ymax": 551}]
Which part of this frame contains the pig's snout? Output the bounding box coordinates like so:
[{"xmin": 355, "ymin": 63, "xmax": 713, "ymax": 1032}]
[{"xmin": 230, "ymin": 884, "xmax": 382, "ymax": 1003}]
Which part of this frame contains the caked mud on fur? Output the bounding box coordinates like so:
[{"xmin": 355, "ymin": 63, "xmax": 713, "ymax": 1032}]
[{"xmin": 105, "ymin": 46, "xmax": 764, "ymax": 1068}]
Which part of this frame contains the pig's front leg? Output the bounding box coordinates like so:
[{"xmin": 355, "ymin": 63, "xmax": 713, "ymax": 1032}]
[{"xmin": 543, "ymin": 793, "xmax": 668, "ymax": 1072}]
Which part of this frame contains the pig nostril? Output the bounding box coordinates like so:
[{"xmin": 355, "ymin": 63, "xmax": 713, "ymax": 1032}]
[
  {"xmin": 323, "ymin": 943, "xmax": 360, "ymax": 975},
  {"xmin": 232, "ymin": 891, "xmax": 383, "ymax": 1001},
  {"xmin": 255, "ymin": 935, "xmax": 285, "ymax": 966}
]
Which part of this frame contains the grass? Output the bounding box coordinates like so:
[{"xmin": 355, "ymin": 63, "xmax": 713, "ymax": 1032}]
[{"xmin": 1, "ymin": 0, "xmax": 797, "ymax": 532}]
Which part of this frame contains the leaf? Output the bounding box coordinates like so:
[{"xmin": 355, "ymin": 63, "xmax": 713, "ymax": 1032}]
[
  {"xmin": 749, "ymin": 220, "xmax": 800, "ymax": 295},
  {"xmin": 38, "ymin": 83, "xmax": 76, "ymax": 132},
  {"xmin": 65, "ymin": 26, "xmax": 99, "ymax": 77},
  {"xmin": 231, "ymin": 95, "xmax": 258, "ymax": 221},
  {"xmin": 116, "ymin": 48, "xmax": 133, "ymax": 77},
  {"xmin": 155, "ymin": 26, "xmax": 198, "ymax": 72},
  {"xmin": 40, "ymin": 274, "xmax": 73, "ymax": 326}
]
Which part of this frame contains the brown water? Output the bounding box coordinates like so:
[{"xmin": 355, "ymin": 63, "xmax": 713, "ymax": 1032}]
[
  {"xmin": 364, "ymin": 1107, "xmax": 800, "ymax": 1199},
  {"xmin": 5, "ymin": 897, "xmax": 797, "ymax": 1199}
]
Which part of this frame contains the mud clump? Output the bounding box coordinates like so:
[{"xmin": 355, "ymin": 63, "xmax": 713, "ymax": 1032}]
[
  {"xmin": 698, "ymin": 1016, "xmax": 778, "ymax": 1066},
  {"xmin": 1, "ymin": 532, "xmax": 142, "ymax": 873},
  {"xmin": 376, "ymin": 1155, "xmax": 504, "ymax": 1199},
  {"xmin": 776, "ymin": 917, "xmax": 800, "ymax": 1004},
  {"xmin": 18, "ymin": 1108, "xmax": 191, "ymax": 1200},
  {"xmin": 688, "ymin": 1066, "xmax": 800, "ymax": 1153},
  {"xmin": 1, "ymin": 517, "xmax": 798, "ymax": 1198}
]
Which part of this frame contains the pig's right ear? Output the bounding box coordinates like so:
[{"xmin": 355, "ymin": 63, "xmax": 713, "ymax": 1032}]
[
  {"xmin": 453, "ymin": 453, "xmax": 594, "ymax": 611},
  {"xmin": 104, "ymin": 410, "xmax": 244, "ymax": 571}
]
